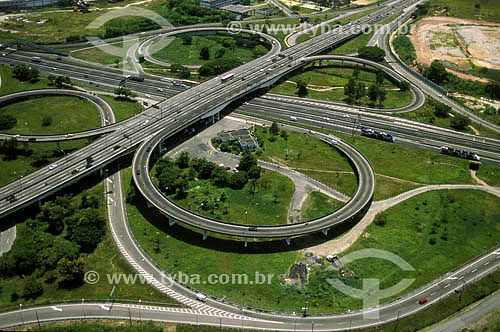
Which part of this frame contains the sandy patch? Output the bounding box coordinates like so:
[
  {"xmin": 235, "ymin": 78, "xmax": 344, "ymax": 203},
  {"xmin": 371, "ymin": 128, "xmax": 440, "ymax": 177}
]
[
  {"xmin": 352, "ymin": 0, "xmax": 378, "ymax": 5},
  {"xmin": 409, "ymin": 16, "xmax": 500, "ymax": 72}
]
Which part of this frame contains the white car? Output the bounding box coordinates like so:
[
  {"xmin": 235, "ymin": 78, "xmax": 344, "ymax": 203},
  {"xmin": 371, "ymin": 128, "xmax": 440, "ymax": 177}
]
[
  {"xmin": 49, "ymin": 164, "xmax": 58, "ymax": 170},
  {"xmin": 323, "ymin": 117, "xmax": 330, "ymax": 121},
  {"xmin": 343, "ymin": 114, "xmax": 350, "ymax": 118},
  {"xmin": 14, "ymin": 134, "xmax": 20, "ymax": 138},
  {"xmin": 157, "ymin": 88, "xmax": 163, "ymax": 92},
  {"xmin": 143, "ymin": 120, "xmax": 150, "ymax": 126}
]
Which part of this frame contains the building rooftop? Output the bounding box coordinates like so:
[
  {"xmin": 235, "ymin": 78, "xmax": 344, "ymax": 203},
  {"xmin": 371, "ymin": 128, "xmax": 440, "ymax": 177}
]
[{"xmin": 220, "ymin": 4, "xmax": 254, "ymax": 14}]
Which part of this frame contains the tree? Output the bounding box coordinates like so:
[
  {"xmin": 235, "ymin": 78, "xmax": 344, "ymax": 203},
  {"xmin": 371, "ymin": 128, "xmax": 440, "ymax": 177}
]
[
  {"xmin": 23, "ymin": 278, "xmax": 43, "ymax": 300},
  {"xmin": 248, "ymin": 165, "xmax": 262, "ymax": 180},
  {"xmin": 269, "ymin": 122, "xmax": 280, "ymax": 136},
  {"xmin": 485, "ymin": 81, "xmax": 500, "ymax": 99},
  {"xmin": 297, "ymin": 80, "xmax": 308, "ymax": 97},
  {"xmin": 238, "ymin": 152, "xmax": 257, "ymax": 171},
  {"xmin": 114, "ymin": 87, "xmax": 135, "ymax": 99},
  {"xmin": 42, "ymin": 115, "xmax": 53, "ymax": 127},
  {"xmin": 174, "ymin": 177, "xmax": 188, "ymax": 198},
  {"xmin": 376, "ymin": 70, "xmax": 385, "ymax": 86},
  {"xmin": 126, "ymin": 180, "xmax": 138, "ymax": 204},
  {"xmin": 368, "ymin": 84, "xmax": 379, "ymax": 103},
  {"xmin": 280, "ymin": 130, "xmax": 289, "ymax": 141},
  {"xmin": 200, "ymin": 46, "xmax": 210, "ymax": 60},
  {"xmin": 182, "ymin": 35, "xmax": 192, "ymax": 45},
  {"xmin": 13, "ymin": 65, "xmax": 39, "ymax": 82},
  {"xmin": 37, "ymin": 202, "xmax": 67, "ymax": 235},
  {"xmin": 229, "ymin": 171, "xmax": 248, "ymax": 189},
  {"xmin": 215, "ymin": 47, "xmax": 226, "ymax": 59},
  {"xmin": 176, "ymin": 151, "xmax": 190, "ymax": 169},
  {"xmin": 198, "ymin": 159, "xmax": 215, "ymax": 179},
  {"xmin": 450, "ymin": 114, "xmax": 471, "ymax": 130},
  {"xmin": 1, "ymin": 138, "xmax": 18, "ymax": 160},
  {"xmin": 358, "ymin": 46, "xmax": 385, "ymax": 62},
  {"xmin": 378, "ymin": 87, "xmax": 387, "ymax": 105},
  {"xmin": 57, "ymin": 257, "xmax": 85, "ymax": 288},
  {"xmin": 344, "ymin": 78, "xmax": 357, "ymax": 100},
  {"xmin": 0, "ymin": 114, "xmax": 17, "ymax": 130},
  {"xmin": 433, "ymin": 102, "xmax": 451, "ymax": 118},
  {"xmin": 424, "ymin": 60, "xmax": 448, "ymax": 84},
  {"xmin": 353, "ymin": 66, "xmax": 360, "ymax": 80},
  {"xmin": 80, "ymin": 191, "xmax": 99, "ymax": 209},
  {"xmin": 54, "ymin": 76, "xmax": 71, "ymax": 88},
  {"xmin": 65, "ymin": 208, "xmax": 105, "ymax": 253},
  {"xmin": 398, "ymin": 80, "xmax": 410, "ymax": 91},
  {"xmin": 211, "ymin": 166, "xmax": 229, "ymax": 187},
  {"xmin": 355, "ymin": 82, "xmax": 366, "ymax": 100},
  {"xmin": 179, "ymin": 68, "xmax": 191, "ymax": 79}
]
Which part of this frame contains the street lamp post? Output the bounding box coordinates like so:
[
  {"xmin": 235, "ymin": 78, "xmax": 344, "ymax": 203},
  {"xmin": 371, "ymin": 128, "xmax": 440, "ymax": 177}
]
[
  {"xmin": 138, "ymin": 299, "xmax": 142, "ymax": 322},
  {"xmin": 245, "ymin": 210, "xmax": 248, "ymax": 224},
  {"xmin": 19, "ymin": 304, "xmax": 24, "ymax": 326}
]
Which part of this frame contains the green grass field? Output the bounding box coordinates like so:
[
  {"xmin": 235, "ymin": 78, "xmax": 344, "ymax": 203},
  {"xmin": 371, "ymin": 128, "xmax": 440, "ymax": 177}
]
[
  {"xmin": 431, "ymin": 0, "xmax": 500, "ymax": 23},
  {"xmin": 301, "ymin": 191, "xmax": 344, "ymax": 221},
  {"xmin": 99, "ymin": 95, "xmax": 144, "ymax": 122},
  {"xmin": 0, "ymin": 180, "xmax": 174, "ymax": 311},
  {"xmin": 1, "ymin": 96, "xmax": 101, "ymax": 135},
  {"xmin": 304, "ymin": 189, "xmax": 500, "ymax": 312},
  {"xmin": 150, "ymin": 35, "xmax": 268, "ymax": 67},
  {"xmin": 0, "ymin": 67, "xmax": 53, "ymax": 96},
  {"xmin": 477, "ymin": 164, "xmax": 500, "ymax": 187},
  {"xmin": 168, "ymin": 168, "xmax": 295, "ymax": 226},
  {"xmin": 252, "ymin": 126, "xmax": 358, "ymax": 195},
  {"xmin": 373, "ymin": 175, "xmax": 422, "ymax": 201},
  {"xmin": 329, "ymin": 30, "xmax": 375, "ymax": 54},
  {"xmin": 70, "ymin": 41, "xmax": 130, "ymax": 66},
  {"xmin": 269, "ymin": 64, "xmax": 412, "ymax": 109}
]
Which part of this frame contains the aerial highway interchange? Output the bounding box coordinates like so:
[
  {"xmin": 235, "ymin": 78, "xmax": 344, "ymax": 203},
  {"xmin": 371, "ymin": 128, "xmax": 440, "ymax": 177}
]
[{"xmin": 0, "ymin": 0, "xmax": 499, "ymax": 330}]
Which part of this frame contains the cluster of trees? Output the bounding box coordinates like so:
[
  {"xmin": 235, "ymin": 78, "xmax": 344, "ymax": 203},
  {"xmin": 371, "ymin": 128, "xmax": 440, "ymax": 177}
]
[
  {"xmin": 154, "ymin": 151, "xmax": 263, "ymax": 200},
  {"xmin": 393, "ymin": 34, "xmax": 417, "ymax": 65},
  {"xmin": 0, "ymin": 113, "xmax": 17, "ymax": 130},
  {"xmin": 47, "ymin": 75, "xmax": 72, "ymax": 88},
  {"xmin": 13, "ymin": 65, "xmax": 39, "ymax": 82},
  {"xmin": 422, "ymin": 60, "xmax": 500, "ymax": 100},
  {"xmin": 155, "ymin": 0, "xmax": 235, "ymax": 26},
  {"xmin": 0, "ymin": 192, "xmax": 105, "ymax": 299},
  {"xmin": 0, "ymin": 137, "xmax": 19, "ymax": 160},
  {"xmin": 199, "ymin": 58, "xmax": 243, "ymax": 77},
  {"xmin": 357, "ymin": 46, "xmax": 385, "ymax": 63},
  {"xmin": 114, "ymin": 87, "xmax": 136, "ymax": 99},
  {"xmin": 344, "ymin": 68, "xmax": 388, "ymax": 105},
  {"xmin": 296, "ymin": 81, "xmax": 308, "ymax": 97},
  {"xmin": 170, "ymin": 63, "xmax": 191, "ymax": 79}
]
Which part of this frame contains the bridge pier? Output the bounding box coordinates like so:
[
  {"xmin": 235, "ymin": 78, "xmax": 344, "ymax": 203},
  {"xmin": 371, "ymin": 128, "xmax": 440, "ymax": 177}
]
[
  {"xmin": 99, "ymin": 167, "xmax": 103, "ymax": 177},
  {"xmin": 56, "ymin": 141, "xmax": 61, "ymax": 151},
  {"xmin": 285, "ymin": 238, "xmax": 291, "ymax": 246},
  {"xmin": 147, "ymin": 201, "xmax": 152, "ymax": 208},
  {"xmin": 322, "ymin": 228, "xmax": 329, "ymax": 236},
  {"xmin": 23, "ymin": 142, "xmax": 29, "ymax": 152},
  {"xmin": 38, "ymin": 199, "xmax": 42, "ymax": 209},
  {"xmin": 202, "ymin": 230, "xmax": 208, "ymax": 241},
  {"xmin": 244, "ymin": 238, "xmax": 247, "ymax": 248},
  {"xmin": 168, "ymin": 217, "xmax": 175, "ymax": 226}
]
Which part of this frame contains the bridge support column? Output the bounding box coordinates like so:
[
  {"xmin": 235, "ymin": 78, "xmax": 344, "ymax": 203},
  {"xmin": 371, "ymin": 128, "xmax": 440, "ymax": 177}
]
[
  {"xmin": 147, "ymin": 201, "xmax": 152, "ymax": 208},
  {"xmin": 56, "ymin": 141, "xmax": 61, "ymax": 151},
  {"xmin": 202, "ymin": 230, "xmax": 208, "ymax": 241},
  {"xmin": 168, "ymin": 217, "xmax": 175, "ymax": 226},
  {"xmin": 244, "ymin": 238, "xmax": 247, "ymax": 248},
  {"xmin": 215, "ymin": 112, "xmax": 220, "ymax": 121},
  {"xmin": 23, "ymin": 142, "xmax": 29, "ymax": 152},
  {"xmin": 285, "ymin": 238, "xmax": 291, "ymax": 246},
  {"xmin": 99, "ymin": 167, "xmax": 103, "ymax": 177},
  {"xmin": 322, "ymin": 228, "xmax": 329, "ymax": 236},
  {"xmin": 319, "ymin": 60, "xmax": 322, "ymax": 67},
  {"xmin": 38, "ymin": 199, "xmax": 42, "ymax": 209}
]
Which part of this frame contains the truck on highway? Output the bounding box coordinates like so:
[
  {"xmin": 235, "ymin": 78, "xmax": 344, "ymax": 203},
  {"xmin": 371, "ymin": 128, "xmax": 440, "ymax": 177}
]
[
  {"xmin": 441, "ymin": 146, "xmax": 480, "ymax": 161},
  {"xmin": 361, "ymin": 127, "xmax": 395, "ymax": 142},
  {"xmin": 290, "ymin": 116, "xmax": 297, "ymax": 121}
]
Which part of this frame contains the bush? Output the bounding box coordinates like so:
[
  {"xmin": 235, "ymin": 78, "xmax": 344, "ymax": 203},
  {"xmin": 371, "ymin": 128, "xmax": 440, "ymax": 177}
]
[
  {"xmin": 358, "ymin": 46, "xmax": 385, "ymax": 62},
  {"xmin": 23, "ymin": 278, "xmax": 43, "ymax": 300},
  {"xmin": 0, "ymin": 114, "xmax": 17, "ymax": 130},
  {"xmin": 450, "ymin": 114, "xmax": 471, "ymax": 130},
  {"xmin": 374, "ymin": 214, "xmax": 387, "ymax": 226},
  {"xmin": 42, "ymin": 116, "xmax": 53, "ymax": 127}
]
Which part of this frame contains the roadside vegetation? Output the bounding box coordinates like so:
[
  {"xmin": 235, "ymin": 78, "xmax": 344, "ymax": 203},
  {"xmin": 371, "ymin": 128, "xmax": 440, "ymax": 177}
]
[
  {"xmin": 270, "ymin": 62, "xmax": 412, "ymax": 109},
  {"xmin": 0, "ymin": 181, "xmax": 172, "ymax": 310},
  {"xmin": 301, "ymin": 191, "xmax": 344, "ymax": 221},
  {"xmin": 100, "ymin": 95, "xmax": 144, "ymax": 122},
  {"xmin": 145, "ymin": 152, "xmax": 294, "ymax": 226},
  {"xmin": 392, "ymin": 33, "xmax": 416, "ymax": 65}
]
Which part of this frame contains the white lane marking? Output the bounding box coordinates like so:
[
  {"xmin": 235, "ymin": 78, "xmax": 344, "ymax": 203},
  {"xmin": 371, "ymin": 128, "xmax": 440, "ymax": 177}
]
[
  {"xmin": 50, "ymin": 306, "xmax": 63, "ymax": 312},
  {"xmin": 99, "ymin": 304, "xmax": 111, "ymax": 311}
]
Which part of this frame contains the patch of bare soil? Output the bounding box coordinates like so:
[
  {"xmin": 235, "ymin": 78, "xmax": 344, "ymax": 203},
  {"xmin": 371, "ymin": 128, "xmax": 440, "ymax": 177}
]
[{"xmin": 409, "ymin": 16, "xmax": 500, "ymax": 77}]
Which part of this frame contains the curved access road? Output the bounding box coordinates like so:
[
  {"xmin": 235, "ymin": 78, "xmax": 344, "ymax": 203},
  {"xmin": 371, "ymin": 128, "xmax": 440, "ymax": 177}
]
[
  {"xmin": 300, "ymin": 55, "xmax": 426, "ymax": 112},
  {"xmin": 0, "ymin": 89, "xmax": 118, "ymax": 142},
  {"xmin": 132, "ymin": 126, "xmax": 375, "ymax": 239},
  {"xmin": 140, "ymin": 27, "xmax": 281, "ymax": 69}
]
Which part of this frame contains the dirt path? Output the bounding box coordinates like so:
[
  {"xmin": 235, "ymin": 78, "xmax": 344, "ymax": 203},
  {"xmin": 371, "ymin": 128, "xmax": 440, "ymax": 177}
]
[{"xmin": 305, "ymin": 184, "xmax": 500, "ymax": 256}]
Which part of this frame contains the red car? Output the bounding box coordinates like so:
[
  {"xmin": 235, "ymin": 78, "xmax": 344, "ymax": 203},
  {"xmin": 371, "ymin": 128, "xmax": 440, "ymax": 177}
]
[{"xmin": 419, "ymin": 298, "xmax": 428, "ymax": 305}]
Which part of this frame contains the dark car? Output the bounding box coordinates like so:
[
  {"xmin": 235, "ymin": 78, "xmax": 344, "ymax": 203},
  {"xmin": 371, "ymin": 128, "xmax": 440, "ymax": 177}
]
[
  {"xmin": 136, "ymin": 169, "xmax": 141, "ymax": 175},
  {"xmin": 248, "ymin": 226, "xmax": 257, "ymax": 231},
  {"xmin": 113, "ymin": 145, "xmax": 121, "ymax": 150}
]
